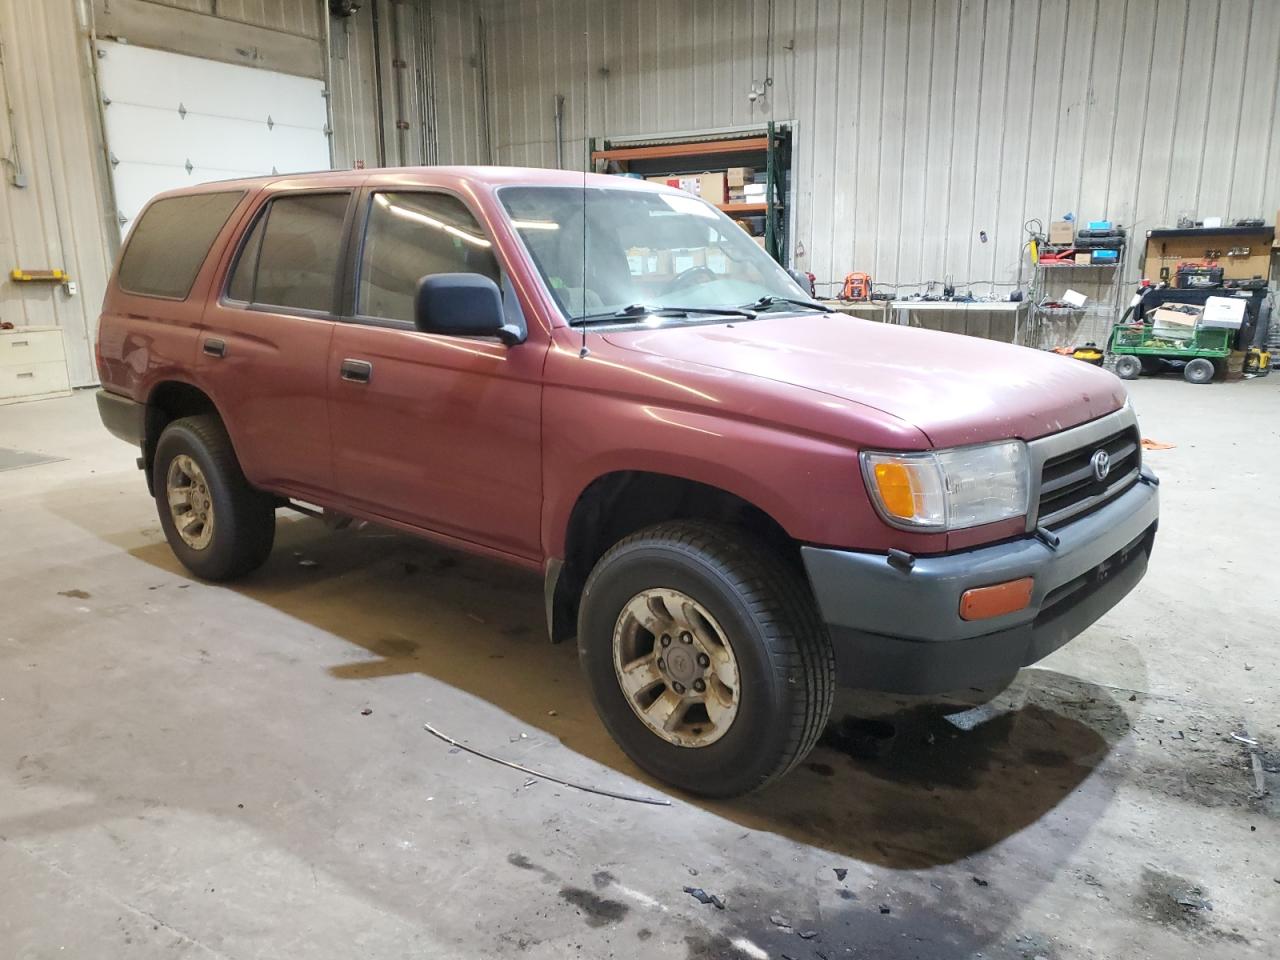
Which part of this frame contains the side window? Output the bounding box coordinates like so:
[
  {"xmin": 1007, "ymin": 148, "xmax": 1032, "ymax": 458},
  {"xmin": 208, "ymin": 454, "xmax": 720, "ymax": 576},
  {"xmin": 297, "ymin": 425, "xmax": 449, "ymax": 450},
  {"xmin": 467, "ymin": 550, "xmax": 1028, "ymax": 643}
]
[
  {"xmin": 117, "ymin": 191, "xmax": 244, "ymax": 299},
  {"xmin": 226, "ymin": 211, "xmax": 265, "ymax": 303},
  {"xmin": 358, "ymin": 192, "xmax": 500, "ymax": 324},
  {"xmin": 226, "ymin": 193, "xmax": 349, "ymax": 313}
]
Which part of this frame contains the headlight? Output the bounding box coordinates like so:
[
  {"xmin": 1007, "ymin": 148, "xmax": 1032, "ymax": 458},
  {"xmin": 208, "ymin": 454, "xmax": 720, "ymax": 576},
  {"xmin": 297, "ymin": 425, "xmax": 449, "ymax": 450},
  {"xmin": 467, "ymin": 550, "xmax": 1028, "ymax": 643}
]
[{"xmin": 861, "ymin": 440, "xmax": 1030, "ymax": 530}]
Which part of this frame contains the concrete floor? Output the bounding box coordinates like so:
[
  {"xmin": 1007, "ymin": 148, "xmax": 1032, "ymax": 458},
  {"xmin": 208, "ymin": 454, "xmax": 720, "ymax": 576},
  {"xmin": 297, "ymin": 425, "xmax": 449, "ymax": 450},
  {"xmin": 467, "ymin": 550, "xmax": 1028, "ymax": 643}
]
[{"xmin": 1, "ymin": 377, "xmax": 1276, "ymax": 960}]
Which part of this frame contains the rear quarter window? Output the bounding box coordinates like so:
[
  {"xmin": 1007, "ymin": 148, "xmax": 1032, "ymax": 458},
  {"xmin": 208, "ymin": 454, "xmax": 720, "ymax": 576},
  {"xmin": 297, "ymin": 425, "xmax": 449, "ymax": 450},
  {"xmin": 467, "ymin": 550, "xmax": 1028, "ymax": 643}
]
[{"xmin": 116, "ymin": 191, "xmax": 244, "ymax": 299}]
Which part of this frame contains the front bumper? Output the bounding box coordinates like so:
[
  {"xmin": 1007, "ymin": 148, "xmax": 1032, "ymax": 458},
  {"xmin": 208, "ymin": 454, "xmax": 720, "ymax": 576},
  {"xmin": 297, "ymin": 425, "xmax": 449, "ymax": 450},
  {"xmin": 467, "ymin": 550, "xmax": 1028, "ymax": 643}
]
[{"xmin": 802, "ymin": 475, "xmax": 1159, "ymax": 694}]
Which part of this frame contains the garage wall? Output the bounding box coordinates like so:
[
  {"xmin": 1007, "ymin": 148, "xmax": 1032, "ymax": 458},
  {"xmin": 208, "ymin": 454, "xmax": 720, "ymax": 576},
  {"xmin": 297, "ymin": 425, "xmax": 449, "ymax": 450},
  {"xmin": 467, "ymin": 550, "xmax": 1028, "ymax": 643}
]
[
  {"xmin": 478, "ymin": 0, "xmax": 1280, "ymax": 296},
  {"xmin": 329, "ymin": 0, "xmax": 490, "ymax": 169},
  {"xmin": 0, "ymin": 0, "xmax": 118, "ymax": 387}
]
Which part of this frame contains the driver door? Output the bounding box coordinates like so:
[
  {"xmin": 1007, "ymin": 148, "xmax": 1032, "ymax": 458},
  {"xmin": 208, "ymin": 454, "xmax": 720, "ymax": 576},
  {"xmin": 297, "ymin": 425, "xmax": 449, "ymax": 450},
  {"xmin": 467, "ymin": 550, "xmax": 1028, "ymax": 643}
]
[{"xmin": 327, "ymin": 189, "xmax": 545, "ymax": 561}]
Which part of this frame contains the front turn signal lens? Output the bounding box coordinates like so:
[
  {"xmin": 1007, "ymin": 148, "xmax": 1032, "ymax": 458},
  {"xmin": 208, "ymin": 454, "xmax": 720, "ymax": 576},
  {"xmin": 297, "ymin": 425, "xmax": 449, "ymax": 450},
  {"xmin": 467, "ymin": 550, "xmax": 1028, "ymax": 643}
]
[
  {"xmin": 873, "ymin": 462, "xmax": 914, "ymax": 519},
  {"xmin": 959, "ymin": 577, "xmax": 1034, "ymax": 621}
]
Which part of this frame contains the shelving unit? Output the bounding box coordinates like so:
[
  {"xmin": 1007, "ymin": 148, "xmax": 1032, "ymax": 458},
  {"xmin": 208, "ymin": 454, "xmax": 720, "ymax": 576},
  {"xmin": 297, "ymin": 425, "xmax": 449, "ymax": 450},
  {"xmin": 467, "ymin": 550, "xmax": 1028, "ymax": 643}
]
[
  {"xmin": 1027, "ymin": 247, "xmax": 1128, "ymax": 350},
  {"xmin": 589, "ymin": 123, "xmax": 793, "ymax": 266}
]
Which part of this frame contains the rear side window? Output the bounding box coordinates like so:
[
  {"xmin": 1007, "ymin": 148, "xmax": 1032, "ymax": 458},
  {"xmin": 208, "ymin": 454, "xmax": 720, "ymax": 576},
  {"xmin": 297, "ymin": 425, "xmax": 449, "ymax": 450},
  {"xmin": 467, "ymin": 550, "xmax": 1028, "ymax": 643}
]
[
  {"xmin": 357, "ymin": 192, "xmax": 500, "ymax": 323},
  {"xmin": 227, "ymin": 193, "xmax": 350, "ymax": 313},
  {"xmin": 117, "ymin": 191, "xmax": 244, "ymax": 299}
]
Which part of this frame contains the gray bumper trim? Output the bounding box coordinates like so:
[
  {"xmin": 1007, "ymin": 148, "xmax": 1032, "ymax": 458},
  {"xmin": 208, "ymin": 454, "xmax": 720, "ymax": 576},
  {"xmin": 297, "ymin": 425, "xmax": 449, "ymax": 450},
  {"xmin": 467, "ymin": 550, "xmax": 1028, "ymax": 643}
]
[
  {"xmin": 802, "ymin": 477, "xmax": 1159, "ymax": 644},
  {"xmin": 96, "ymin": 389, "xmax": 144, "ymax": 447}
]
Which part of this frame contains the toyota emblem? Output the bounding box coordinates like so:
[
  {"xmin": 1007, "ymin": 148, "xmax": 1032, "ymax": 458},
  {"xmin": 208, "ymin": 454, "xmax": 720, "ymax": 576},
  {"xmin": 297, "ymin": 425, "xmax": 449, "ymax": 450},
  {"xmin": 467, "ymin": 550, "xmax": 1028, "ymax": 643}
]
[{"xmin": 1090, "ymin": 449, "xmax": 1111, "ymax": 482}]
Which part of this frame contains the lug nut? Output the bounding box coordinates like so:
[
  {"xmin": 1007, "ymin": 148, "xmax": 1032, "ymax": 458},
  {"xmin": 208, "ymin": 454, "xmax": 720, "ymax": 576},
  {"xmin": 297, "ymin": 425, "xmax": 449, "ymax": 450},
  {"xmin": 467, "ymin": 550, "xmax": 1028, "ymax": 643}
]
[
  {"xmin": 657, "ymin": 657, "xmax": 666, "ymax": 671},
  {"xmin": 672, "ymin": 681, "xmax": 685, "ymax": 694},
  {"xmin": 680, "ymin": 632, "xmax": 693, "ymax": 644},
  {"xmin": 660, "ymin": 634, "xmax": 671, "ymax": 647},
  {"xmin": 693, "ymin": 679, "xmax": 706, "ymax": 693},
  {"xmin": 697, "ymin": 653, "xmax": 710, "ymax": 668}
]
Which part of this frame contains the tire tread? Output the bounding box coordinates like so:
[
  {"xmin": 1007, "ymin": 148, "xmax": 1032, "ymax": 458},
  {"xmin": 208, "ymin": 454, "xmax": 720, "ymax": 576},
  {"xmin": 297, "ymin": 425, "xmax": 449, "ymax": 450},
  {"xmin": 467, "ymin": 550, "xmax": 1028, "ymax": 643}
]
[
  {"xmin": 588, "ymin": 520, "xmax": 834, "ymax": 794},
  {"xmin": 155, "ymin": 415, "xmax": 274, "ymax": 580}
]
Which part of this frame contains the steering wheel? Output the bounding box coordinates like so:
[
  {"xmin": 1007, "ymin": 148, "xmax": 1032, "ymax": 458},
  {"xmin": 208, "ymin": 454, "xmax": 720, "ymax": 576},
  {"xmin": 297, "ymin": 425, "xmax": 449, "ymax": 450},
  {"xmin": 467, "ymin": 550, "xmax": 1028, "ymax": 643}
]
[{"xmin": 665, "ymin": 265, "xmax": 719, "ymax": 292}]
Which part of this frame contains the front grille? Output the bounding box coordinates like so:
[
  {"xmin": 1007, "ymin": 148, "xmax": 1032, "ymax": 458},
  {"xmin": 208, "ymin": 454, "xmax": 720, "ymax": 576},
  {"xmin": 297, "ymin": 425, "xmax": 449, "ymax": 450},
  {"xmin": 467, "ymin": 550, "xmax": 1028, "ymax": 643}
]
[{"xmin": 1036, "ymin": 426, "xmax": 1140, "ymax": 528}]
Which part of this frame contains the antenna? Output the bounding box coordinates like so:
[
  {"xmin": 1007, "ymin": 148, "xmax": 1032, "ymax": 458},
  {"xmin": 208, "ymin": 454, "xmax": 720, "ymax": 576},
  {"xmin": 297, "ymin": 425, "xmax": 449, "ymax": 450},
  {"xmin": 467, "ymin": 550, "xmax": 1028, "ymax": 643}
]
[{"xmin": 578, "ymin": 29, "xmax": 590, "ymax": 359}]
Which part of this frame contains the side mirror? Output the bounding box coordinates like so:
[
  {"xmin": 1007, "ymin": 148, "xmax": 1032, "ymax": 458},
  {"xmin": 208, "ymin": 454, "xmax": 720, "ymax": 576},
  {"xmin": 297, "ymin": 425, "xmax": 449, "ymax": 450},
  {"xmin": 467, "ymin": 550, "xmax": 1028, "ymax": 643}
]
[{"xmin": 414, "ymin": 273, "xmax": 524, "ymax": 345}]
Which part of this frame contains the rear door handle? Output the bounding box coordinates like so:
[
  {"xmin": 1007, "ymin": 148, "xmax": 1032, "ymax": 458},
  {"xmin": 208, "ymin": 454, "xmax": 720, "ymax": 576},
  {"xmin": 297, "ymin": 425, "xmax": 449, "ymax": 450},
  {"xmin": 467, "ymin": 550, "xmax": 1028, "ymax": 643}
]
[
  {"xmin": 340, "ymin": 358, "xmax": 372, "ymax": 383},
  {"xmin": 203, "ymin": 338, "xmax": 226, "ymax": 358}
]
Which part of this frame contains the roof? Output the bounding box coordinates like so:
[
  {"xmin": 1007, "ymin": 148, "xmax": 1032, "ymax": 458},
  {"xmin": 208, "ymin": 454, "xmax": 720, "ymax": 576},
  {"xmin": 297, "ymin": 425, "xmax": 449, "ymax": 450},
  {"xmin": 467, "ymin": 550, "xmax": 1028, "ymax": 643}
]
[{"xmin": 154, "ymin": 165, "xmax": 665, "ymax": 199}]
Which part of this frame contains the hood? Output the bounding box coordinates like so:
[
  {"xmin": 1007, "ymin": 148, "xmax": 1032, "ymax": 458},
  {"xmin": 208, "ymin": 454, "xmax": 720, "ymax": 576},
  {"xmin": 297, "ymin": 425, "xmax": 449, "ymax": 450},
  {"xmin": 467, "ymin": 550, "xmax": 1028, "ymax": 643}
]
[{"xmin": 602, "ymin": 313, "xmax": 1127, "ymax": 447}]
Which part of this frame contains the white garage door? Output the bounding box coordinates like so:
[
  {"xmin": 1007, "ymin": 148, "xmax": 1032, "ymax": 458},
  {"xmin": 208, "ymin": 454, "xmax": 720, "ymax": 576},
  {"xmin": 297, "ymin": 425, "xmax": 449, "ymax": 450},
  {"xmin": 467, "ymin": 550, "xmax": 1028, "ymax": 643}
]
[{"xmin": 96, "ymin": 41, "xmax": 331, "ymax": 235}]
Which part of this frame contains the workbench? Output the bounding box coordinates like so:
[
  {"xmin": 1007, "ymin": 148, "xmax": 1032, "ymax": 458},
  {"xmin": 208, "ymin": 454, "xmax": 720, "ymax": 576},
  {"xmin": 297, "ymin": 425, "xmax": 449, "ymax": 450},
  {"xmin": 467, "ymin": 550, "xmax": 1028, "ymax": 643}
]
[
  {"xmin": 821, "ymin": 300, "xmax": 889, "ymax": 323},
  {"xmin": 888, "ymin": 300, "xmax": 1032, "ymax": 345}
]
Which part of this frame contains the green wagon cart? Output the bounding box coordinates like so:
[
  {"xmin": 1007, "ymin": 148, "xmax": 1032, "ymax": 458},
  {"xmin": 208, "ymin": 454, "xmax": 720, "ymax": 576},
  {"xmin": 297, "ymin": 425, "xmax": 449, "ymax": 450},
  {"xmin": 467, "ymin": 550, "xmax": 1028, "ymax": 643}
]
[{"xmin": 1108, "ymin": 323, "xmax": 1232, "ymax": 385}]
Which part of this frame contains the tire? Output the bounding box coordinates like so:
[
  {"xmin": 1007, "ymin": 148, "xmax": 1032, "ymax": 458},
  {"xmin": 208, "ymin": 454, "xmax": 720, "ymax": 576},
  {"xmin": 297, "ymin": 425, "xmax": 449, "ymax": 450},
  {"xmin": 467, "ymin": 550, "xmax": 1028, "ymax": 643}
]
[
  {"xmin": 1113, "ymin": 355, "xmax": 1142, "ymax": 380},
  {"xmin": 1183, "ymin": 357, "xmax": 1216, "ymax": 385},
  {"xmin": 153, "ymin": 415, "xmax": 276, "ymax": 580},
  {"xmin": 578, "ymin": 521, "xmax": 835, "ymax": 797}
]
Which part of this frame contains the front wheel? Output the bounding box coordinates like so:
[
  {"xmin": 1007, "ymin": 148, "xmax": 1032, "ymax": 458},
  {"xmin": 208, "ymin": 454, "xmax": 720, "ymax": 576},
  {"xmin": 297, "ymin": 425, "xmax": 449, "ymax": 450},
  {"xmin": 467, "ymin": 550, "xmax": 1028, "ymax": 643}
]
[
  {"xmin": 1183, "ymin": 357, "xmax": 1216, "ymax": 384},
  {"xmin": 153, "ymin": 415, "xmax": 276, "ymax": 580},
  {"xmin": 1113, "ymin": 355, "xmax": 1142, "ymax": 380},
  {"xmin": 578, "ymin": 521, "xmax": 834, "ymax": 797}
]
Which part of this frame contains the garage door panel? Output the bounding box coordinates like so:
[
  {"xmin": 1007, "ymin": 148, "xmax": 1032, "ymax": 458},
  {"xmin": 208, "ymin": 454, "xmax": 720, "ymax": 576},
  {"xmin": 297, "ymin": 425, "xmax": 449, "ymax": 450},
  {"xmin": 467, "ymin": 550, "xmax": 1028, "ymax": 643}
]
[
  {"xmin": 110, "ymin": 165, "xmax": 257, "ymax": 235},
  {"xmin": 104, "ymin": 104, "xmax": 326, "ymax": 177},
  {"xmin": 97, "ymin": 40, "xmax": 330, "ymax": 233},
  {"xmin": 98, "ymin": 42, "xmax": 326, "ymax": 129}
]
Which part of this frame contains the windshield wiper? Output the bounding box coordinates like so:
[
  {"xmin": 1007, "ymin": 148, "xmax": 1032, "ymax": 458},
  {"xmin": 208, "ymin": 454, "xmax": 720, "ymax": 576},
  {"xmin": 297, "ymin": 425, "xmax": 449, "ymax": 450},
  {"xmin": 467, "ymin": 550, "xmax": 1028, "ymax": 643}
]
[
  {"xmin": 741, "ymin": 296, "xmax": 834, "ymax": 313},
  {"xmin": 576, "ymin": 303, "xmax": 758, "ymax": 323}
]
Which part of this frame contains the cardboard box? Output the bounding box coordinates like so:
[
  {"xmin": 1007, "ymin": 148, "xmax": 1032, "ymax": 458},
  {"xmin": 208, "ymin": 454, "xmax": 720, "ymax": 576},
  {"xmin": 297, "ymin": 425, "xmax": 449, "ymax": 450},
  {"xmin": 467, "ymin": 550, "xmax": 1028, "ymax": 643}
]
[
  {"xmin": 1074, "ymin": 252, "xmax": 1092, "ymax": 265},
  {"xmin": 694, "ymin": 171, "xmax": 726, "ymax": 204},
  {"xmin": 1151, "ymin": 303, "xmax": 1201, "ymax": 339},
  {"xmin": 743, "ymin": 182, "xmax": 767, "ymax": 199},
  {"xmin": 726, "ymin": 167, "xmax": 754, "ymax": 187},
  {"xmin": 648, "ymin": 172, "xmax": 725, "ymax": 204},
  {"xmin": 1201, "ymin": 295, "xmax": 1246, "ymax": 329},
  {"xmin": 1048, "ymin": 220, "xmax": 1074, "ymax": 245}
]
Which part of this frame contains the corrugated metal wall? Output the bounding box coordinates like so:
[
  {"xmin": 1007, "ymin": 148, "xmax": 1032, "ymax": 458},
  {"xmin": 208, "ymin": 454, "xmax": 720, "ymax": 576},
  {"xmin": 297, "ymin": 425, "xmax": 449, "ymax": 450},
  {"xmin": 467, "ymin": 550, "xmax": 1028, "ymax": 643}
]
[
  {"xmin": 142, "ymin": 0, "xmax": 323, "ymax": 38},
  {"xmin": 328, "ymin": 0, "xmax": 489, "ymax": 169},
  {"xmin": 428, "ymin": 0, "xmax": 491, "ymax": 164},
  {"xmin": 0, "ymin": 0, "xmax": 117, "ymax": 386},
  {"xmin": 479, "ymin": 0, "xmax": 1280, "ymax": 296}
]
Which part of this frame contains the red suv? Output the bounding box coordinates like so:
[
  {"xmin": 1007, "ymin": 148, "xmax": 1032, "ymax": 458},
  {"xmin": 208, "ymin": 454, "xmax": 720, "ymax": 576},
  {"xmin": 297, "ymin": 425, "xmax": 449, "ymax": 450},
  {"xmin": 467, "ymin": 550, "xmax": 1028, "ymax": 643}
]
[{"xmin": 96, "ymin": 167, "xmax": 1159, "ymax": 796}]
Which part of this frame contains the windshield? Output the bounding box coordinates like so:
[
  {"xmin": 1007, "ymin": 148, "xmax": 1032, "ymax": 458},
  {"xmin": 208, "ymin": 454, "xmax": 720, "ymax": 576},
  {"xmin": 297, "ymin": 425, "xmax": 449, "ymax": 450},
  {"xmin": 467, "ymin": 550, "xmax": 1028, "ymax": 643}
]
[{"xmin": 498, "ymin": 185, "xmax": 808, "ymax": 321}]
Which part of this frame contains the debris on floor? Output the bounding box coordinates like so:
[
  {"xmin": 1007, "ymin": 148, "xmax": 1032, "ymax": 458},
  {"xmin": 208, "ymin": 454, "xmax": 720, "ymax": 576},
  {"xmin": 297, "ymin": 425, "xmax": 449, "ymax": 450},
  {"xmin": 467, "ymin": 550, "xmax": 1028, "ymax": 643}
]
[
  {"xmin": 360, "ymin": 707, "xmax": 373, "ymax": 716},
  {"xmin": 833, "ymin": 867, "xmax": 847, "ymax": 881},
  {"xmin": 1141, "ymin": 438, "xmax": 1175, "ymax": 450},
  {"xmin": 423, "ymin": 722, "xmax": 671, "ymax": 805},
  {"xmin": 682, "ymin": 886, "xmax": 724, "ymax": 909}
]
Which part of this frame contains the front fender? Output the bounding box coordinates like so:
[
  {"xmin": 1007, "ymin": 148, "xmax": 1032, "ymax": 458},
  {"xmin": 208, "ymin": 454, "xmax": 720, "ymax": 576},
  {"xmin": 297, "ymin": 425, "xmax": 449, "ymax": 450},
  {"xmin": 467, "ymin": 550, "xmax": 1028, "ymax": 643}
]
[{"xmin": 541, "ymin": 389, "xmax": 948, "ymax": 558}]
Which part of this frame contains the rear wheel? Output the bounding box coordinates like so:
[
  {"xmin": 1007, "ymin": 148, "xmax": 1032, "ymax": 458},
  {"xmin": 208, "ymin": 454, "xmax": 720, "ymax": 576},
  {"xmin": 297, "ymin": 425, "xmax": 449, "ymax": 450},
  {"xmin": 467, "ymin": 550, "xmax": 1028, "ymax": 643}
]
[
  {"xmin": 578, "ymin": 521, "xmax": 834, "ymax": 797},
  {"xmin": 1113, "ymin": 355, "xmax": 1142, "ymax": 380},
  {"xmin": 1183, "ymin": 357, "xmax": 1216, "ymax": 384},
  {"xmin": 153, "ymin": 415, "xmax": 276, "ymax": 580}
]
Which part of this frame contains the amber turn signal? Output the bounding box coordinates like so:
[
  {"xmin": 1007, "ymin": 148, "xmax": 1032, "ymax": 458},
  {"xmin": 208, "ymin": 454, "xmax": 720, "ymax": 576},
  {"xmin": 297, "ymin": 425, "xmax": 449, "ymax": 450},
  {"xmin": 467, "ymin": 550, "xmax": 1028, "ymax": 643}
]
[{"xmin": 959, "ymin": 577, "xmax": 1034, "ymax": 621}]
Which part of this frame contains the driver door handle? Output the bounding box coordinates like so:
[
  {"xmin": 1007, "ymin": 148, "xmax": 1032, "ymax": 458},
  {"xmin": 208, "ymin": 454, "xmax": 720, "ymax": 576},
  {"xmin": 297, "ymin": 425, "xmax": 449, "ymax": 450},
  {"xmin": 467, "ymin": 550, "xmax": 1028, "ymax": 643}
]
[{"xmin": 339, "ymin": 358, "xmax": 372, "ymax": 383}]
